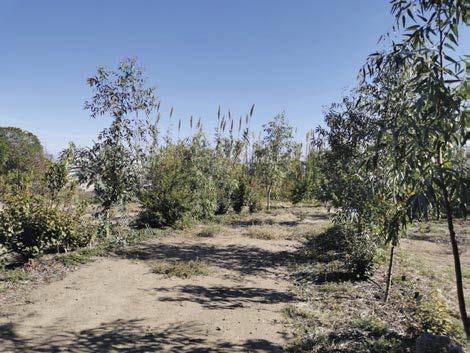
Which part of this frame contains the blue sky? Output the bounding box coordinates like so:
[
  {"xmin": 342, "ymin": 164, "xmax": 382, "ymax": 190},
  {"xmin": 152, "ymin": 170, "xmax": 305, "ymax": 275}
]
[{"xmin": 0, "ymin": 1, "xmax": 468, "ymax": 154}]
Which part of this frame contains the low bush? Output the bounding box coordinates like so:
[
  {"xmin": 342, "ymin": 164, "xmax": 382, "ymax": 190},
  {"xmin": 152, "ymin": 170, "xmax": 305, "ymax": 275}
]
[
  {"xmin": 406, "ymin": 291, "xmax": 464, "ymax": 343},
  {"xmin": 231, "ymin": 181, "xmax": 247, "ymax": 214},
  {"xmin": 136, "ymin": 139, "xmax": 217, "ymax": 228},
  {"xmin": 354, "ymin": 316, "xmax": 389, "ymax": 336},
  {"xmin": 0, "ymin": 194, "xmax": 93, "ymax": 258},
  {"xmin": 311, "ymin": 225, "xmax": 377, "ymax": 279},
  {"xmin": 247, "ymin": 188, "xmax": 262, "ymax": 213}
]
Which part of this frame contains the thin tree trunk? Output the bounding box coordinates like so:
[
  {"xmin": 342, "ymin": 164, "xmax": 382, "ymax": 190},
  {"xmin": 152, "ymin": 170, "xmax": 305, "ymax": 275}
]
[
  {"xmin": 437, "ymin": 140, "xmax": 470, "ymax": 338},
  {"xmin": 266, "ymin": 185, "xmax": 272, "ymax": 210},
  {"xmin": 103, "ymin": 208, "xmax": 111, "ymax": 238},
  {"xmin": 441, "ymin": 185, "xmax": 470, "ymax": 339},
  {"xmin": 384, "ymin": 244, "xmax": 395, "ymax": 303}
]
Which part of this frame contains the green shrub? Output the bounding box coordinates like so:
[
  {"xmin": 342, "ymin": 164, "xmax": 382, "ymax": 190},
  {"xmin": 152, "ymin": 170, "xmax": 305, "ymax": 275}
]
[
  {"xmin": 214, "ymin": 177, "xmax": 236, "ymax": 215},
  {"xmin": 359, "ymin": 337, "xmax": 400, "ymax": 353},
  {"xmin": 346, "ymin": 230, "xmax": 377, "ymax": 279},
  {"xmin": 313, "ymin": 225, "xmax": 377, "ymax": 279},
  {"xmin": 406, "ymin": 291, "xmax": 463, "ymax": 343},
  {"xmin": 247, "ymin": 187, "xmax": 262, "ymax": 213},
  {"xmin": 354, "ymin": 316, "xmax": 389, "ymax": 336},
  {"xmin": 137, "ymin": 139, "xmax": 217, "ymax": 228},
  {"xmin": 0, "ymin": 194, "xmax": 92, "ymax": 258},
  {"xmin": 0, "ymin": 127, "xmax": 47, "ymax": 178},
  {"xmin": 290, "ymin": 179, "xmax": 308, "ymax": 205},
  {"xmin": 231, "ymin": 181, "xmax": 247, "ymax": 214}
]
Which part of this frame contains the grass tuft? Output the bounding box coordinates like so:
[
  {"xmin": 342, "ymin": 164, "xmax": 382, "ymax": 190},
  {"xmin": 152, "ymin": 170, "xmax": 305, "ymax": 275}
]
[
  {"xmin": 353, "ymin": 316, "xmax": 389, "ymax": 336},
  {"xmin": 57, "ymin": 246, "xmax": 108, "ymax": 267},
  {"xmin": 245, "ymin": 225, "xmax": 289, "ymax": 240},
  {"xmin": 152, "ymin": 259, "xmax": 210, "ymax": 278},
  {"xmin": 196, "ymin": 224, "xmax": 222, "ymax": 237},
  {"xmin": 57, "ymin": 228, "xmax": 164, "ymax": 267},
  {"xmin": 0, "ymin": 269, "xmax": 32, "ymax": 283}
]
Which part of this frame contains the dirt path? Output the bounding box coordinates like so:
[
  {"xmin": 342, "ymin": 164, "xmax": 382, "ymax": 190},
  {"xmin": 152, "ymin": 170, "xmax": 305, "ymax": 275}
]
[{"xmin": 0, "ymin": 229, "xmax": 299, "ymax": 352}]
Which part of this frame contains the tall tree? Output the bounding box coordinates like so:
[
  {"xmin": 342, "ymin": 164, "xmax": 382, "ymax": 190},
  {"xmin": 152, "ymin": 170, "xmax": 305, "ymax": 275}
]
[
  {"xmin": 253, "ymin": 113, "xmax": 294, "ymax": 210},
  {"xmin": 76, "ymin": 58, "xmax": 158, "ymax": 235},
  {"xmin": 365, "ymin": 0, "xmax": 469, "ymax": 336}
]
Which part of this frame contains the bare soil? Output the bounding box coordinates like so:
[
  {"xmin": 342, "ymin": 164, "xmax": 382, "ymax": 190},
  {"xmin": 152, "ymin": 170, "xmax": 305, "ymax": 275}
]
[
  {"xmin": 2, "ymin": 207, "xmax": 467, "ymax": 352},
  {"xmin": 0, "ymin": 223, "xmax": 302, "ymax": 352}
]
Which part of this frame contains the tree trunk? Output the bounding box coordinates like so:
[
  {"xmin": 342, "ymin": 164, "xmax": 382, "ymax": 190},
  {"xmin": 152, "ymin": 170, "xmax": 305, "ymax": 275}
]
[
  {"xmin": 442, "ymin": 184, "xmax": 470, "ymax": 339},
  {"xmin": 266, "ymin": 185, "xmax": 272, "ymax": 210},
  {"xmin": 384, "ymin": 244, "xmax": 395, "ymax": 303},
  {"xmin": 103, "ymin": 208, "xmax": 111, "ymax": 238}
]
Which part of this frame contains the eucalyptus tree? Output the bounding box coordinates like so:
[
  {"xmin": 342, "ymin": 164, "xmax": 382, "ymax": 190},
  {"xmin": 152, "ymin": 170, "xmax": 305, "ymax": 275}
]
[
  {"xmin": 357, "ymin": 57, "xmax": 427, "ymax": 301},
  {"xmin": 315, "ymin": 96, "xmax": 384, "ymax": 231},
  {"xmin": 76, "ymin": 58, "xmax": 158, "ymax": 235},
  {"xmin": 364, "ymin": 0, "xmax": 469, "ymax": 336},
  {"xmin": 313, "ymin": 96, "xmax": 396, "ymax": 279},
  {"xmin": 253, "ymin": 113, "xmax": 295, "ymax": 210}
]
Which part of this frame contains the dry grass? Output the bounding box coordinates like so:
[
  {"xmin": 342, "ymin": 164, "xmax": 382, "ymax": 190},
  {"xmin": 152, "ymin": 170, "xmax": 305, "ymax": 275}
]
[
  {"xmin": 152, "ymin": 259, "xmax": 211, "ymax": 278},
  {"xmin": 244, "ymin": 224, "xmax": 290, "ymax": 240},
  {"xmin": 196, "ymin": 224, "xmax": 222, "ymax": 238},
  {"xmin": 287, "ymin": 219, "xmax": 470, "ymax": 352}
]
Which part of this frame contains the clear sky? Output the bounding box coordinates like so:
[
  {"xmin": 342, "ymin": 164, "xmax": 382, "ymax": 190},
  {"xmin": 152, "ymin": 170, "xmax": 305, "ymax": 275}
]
[{"xmin": 0, "ymin": 1, "xmax": 468, "ymax": 155}]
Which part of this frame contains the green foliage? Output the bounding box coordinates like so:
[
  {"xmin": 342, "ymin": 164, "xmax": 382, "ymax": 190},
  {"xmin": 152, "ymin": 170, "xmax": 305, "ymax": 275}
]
[
  {"xmin": 253, "ymin": 112, "xmax": 295, "ymax": 209},
  {"xmin": 247, "ymin": 187, "xmax": 262, "ymax": 213},
  {"xmin": 57, "ymin": 228, "xmax": 163, "ymax": 267},
  {"xmin": 314, "ymin": 2, "xmax": 469, "ymax": 333},
  {"xmin": 288, "ymin": 143, "xmax": 322, "ymax": 205},
  {"xmin": 230, "ymin": 176, "xmax": 261, "ymax": 214},
  {"xmin": 211, "ymin": 145, "xmax": 239, "ymax": 215},
  {"xmin": 0, "ymin": 127, "xmax": 46, "ymax": 177},
  {"xmin": 76, "ymin": 144, "xmax": 138, "ymax": 213},
  {"xmin": 0, "ymin": 268, "xmax": 32, "ymax": 283},
  {"xmin": 359, "ymin": 337, "xmax": 400, "ymax": 353},
  {"xmin": 77, "ymin": 58, "xmax": 158, "ymax": 225},
  {"xmin": 361, "ymin": 0, "xmax": 470, "ymax": 335},
  {"xmin": 314, "ymin": 225, "xmax": 377, "ymax": 279},
  {"xmin": 57, "ymin": 252, "xmax": 92, "ymax": 267},
  {"xmin": 354, "ymin": 317, "xmax": 389, "ymax": 336},
  {"xmin": 406, "ymin": 291, "xmax": 464, "ymax": 343},
  {"xmin": 231, "ymin": 179, "xmax": 247, "ymax": 214},
  {"xmin": 0, "ymin": 193, "xmax": 91, "ymax": 258},
  {"xmin": 137, "ymin": 136, "xmax": 217, "ymax": 228},
  {"xmin": 0, "ymin": 151, "xmax": 93, "ymax": 259}
]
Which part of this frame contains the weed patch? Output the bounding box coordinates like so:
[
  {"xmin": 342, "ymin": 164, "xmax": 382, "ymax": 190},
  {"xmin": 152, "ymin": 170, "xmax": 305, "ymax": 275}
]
[
  {"xmin": 0, "ymin": 269, "xmax": 32, "ymax": 283},
  {"xmin": 57, "ymin": 228, "xmax": 164, "ymax": 267},
  {"xmin": 152, "ymin": 259, "xmax": 211, "ymax": 278},
  {"xmin": 245, "ymin": 225, "xmax": 289, "ymax": 240},
  {"xmin": 196, "ymin": 225, "xmax": 222, "ymax": 238},
  {"xmin": 353, "ymin": 316, "xmax": 389, "ymax": 336}
]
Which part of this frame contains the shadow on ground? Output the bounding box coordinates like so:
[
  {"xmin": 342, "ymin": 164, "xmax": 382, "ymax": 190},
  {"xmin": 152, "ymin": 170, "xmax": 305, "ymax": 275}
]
[
  {"xmin": 0, "ymin": 319, "xmax": 285, "ymax": 353},
  {"xmin": 290, "ymin": 230, "xmax": 362, "ymax": 285},
  {"xmin": 115, "ymin": 243, "xmax": 294, "ymax": 278},
  {"xmin": 228, "ymin": 212, "xmax": 330, "ymax": 228},
  {"xmin": 153, "ymin": 285, "xmax": 294, "ymax": 310}
]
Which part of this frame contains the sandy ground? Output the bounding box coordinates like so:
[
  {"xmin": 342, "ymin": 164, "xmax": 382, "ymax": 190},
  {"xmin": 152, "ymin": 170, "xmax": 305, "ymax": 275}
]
[
  {"xmin": 401, "ymin": 235, "xmax": 470, "ymax": 310},
  {"xmin": 0, "ymin": 230, "xmax": 299, "ymax": 352}
]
